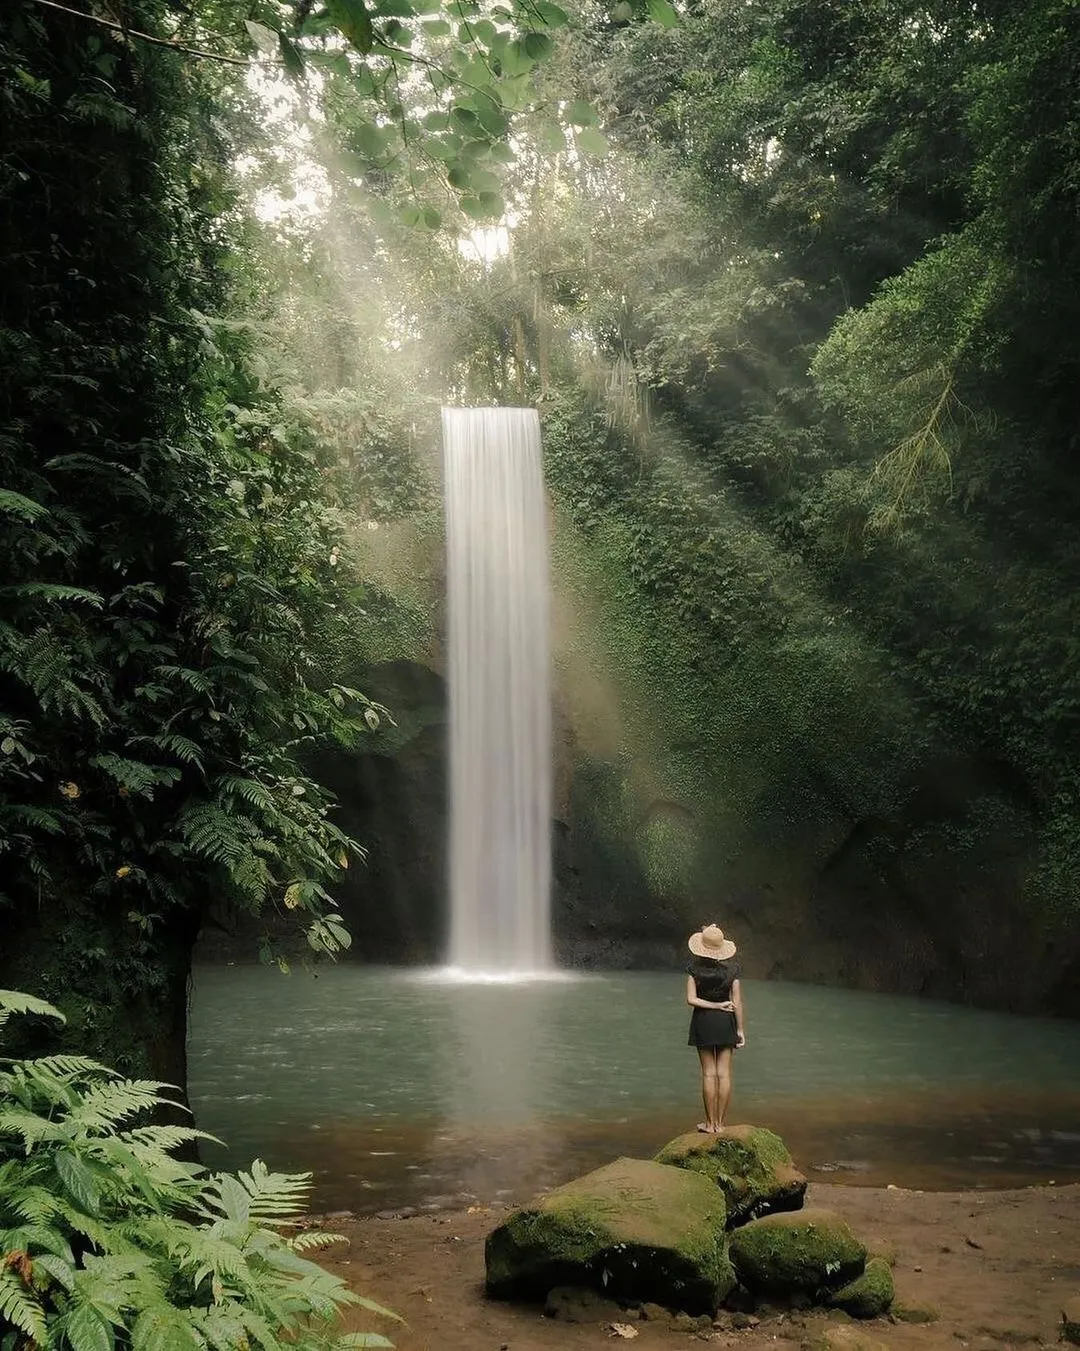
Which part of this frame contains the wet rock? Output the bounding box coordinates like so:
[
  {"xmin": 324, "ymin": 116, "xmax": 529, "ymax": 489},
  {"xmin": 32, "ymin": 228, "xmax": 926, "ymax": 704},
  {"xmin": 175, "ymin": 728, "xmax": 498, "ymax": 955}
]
[
  {"xmin": 485, "ymin": 1157, "xmax": 734, "ymax": 1313},
  {"xmin": 671, "ymin": 1311, "xmax": 713, "ymax": 1332},
  {"xmin": 730, "ymin": 1311, "xmax": 760, "ymax": 1329},
  {"xmin": 640, "ymin": 1302, "xmax": 672, "ymax": 1322},
  {"xmin": 728, "ymin": 1209, "xmax": 866, "ymax": 1296},
  {"xmin": 654, "ymin": 1125, "xmax": 807, "ymax": 1227},
  {"xmin": 542, "ymin": 1286, "xmax": 625, "ymax": 1323},
  {"xmin": 825, "ymin": 1257, "xmax": 894, "ymax": 1319},
  {"xmin": 1062, "ymin": 1297, "xmax": 1080, "ymax": 1346},
  {"xmin": 891, "ymin": 1303, "xmax": 939, "ymax": 1324}
]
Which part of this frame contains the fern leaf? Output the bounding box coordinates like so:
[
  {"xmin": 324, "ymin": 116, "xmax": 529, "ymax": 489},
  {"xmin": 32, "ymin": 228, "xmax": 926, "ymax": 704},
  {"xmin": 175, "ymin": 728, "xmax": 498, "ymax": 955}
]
[
  {"xmin": 0, "ymin": 488, "xmax": 49, "ymax": 521},
  {"xmin": 20, "ymin": 1054, "xmax": 109, "ymax": 1081},
  {"xmin": 335, "ymin": 1336, "xmax": 395, "ymax": 1350},
  {"xmin": 219, "ymin": 777, "xmax": 277, "ymax": 811},
  {"xmin": 128, "ymin": 733, "xmax": 205, "ymax": 768},
  {"xmin": 0, "ymin": 1267, "xmax": 46, "ymax": 1345},
  {"xmin": 155, "ymin": 665, "xmax": 214, "ymax": 694},
  {"xmin": 0, "ymin": 583, "xmax": 103, "ymax": 607},
  {"xmin": 89, "ymin": 754, "xmax": 182, "ymax": 799},
  {"xmin": 54, "ymin": 1149, "xmax": 104, "ymax": 1215},
  {"xmin": 64, "ymin": 1300, "xmax": 116, "ymax": 1351},
  {"xmin": 31, "ymin": 1251, "xmax": 76, "ymax": 1293},
  {"xmin": 285, "ymin": 1230, "xmax": 347, "ymax": 1254},
  {"xmin": 70, "ymin": 1079, "xmax": 173, "ymax": 1132},
  {"xmin": 0, "ymin": 989, "xmax": 64, "ymax": 1034}
]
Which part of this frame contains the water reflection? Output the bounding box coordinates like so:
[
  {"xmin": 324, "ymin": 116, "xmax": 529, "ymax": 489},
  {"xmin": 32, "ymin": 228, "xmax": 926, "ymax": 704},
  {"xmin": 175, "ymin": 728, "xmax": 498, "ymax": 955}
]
[{"xmin": 187, "ymin": 965, "xmax": 1080, "ymax": 1213}]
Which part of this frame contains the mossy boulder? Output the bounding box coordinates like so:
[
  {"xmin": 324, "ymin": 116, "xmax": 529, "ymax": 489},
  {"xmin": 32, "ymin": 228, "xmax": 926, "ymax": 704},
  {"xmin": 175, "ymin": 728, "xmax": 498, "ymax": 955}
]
[
  {"xmin": 825, "ymin": 1257, "xmax": 894, "ymax": 1319},
  {"xmin": 485, "ymin": 1157, "xmax": 734, "ymax": 1313},
  {"xmin": 654, "ymin": 1125, "xmax": 808, "ymax": 1226},
  {"xmin": 728, "ymin": 1209, "xmax": 866, "ymax": 1296}
]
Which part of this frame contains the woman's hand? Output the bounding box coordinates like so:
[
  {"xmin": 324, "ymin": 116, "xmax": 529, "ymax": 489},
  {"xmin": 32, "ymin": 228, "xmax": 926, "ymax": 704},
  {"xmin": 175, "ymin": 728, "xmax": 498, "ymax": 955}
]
[
  {"xmin": 735, "ymin": 1030, "xmax": 746, "ymax": 1048},
  {"xmin": 716, "ymin": 1000, "xmax": 735, "ymax": 1012}
]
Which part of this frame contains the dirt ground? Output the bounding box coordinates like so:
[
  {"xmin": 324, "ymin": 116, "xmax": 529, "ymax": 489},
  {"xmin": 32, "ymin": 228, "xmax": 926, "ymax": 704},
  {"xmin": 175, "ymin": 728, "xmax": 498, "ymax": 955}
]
[{"xmin": 311, "ymin": 1181, "xmax": 1080, "ymax": 1351}]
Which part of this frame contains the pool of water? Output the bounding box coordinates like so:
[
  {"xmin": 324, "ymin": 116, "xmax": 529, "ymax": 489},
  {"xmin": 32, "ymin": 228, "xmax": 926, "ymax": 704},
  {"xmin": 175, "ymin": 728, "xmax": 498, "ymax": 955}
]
[{"xmin": 187, "ymin": 965, "xmax": 1080, "ymax": 1212}]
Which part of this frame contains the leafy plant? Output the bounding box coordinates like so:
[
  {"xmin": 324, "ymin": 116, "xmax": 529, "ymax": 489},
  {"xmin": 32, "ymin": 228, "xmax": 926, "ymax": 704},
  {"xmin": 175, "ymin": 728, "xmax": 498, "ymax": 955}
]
[{"xmin": 0, "ymin": 990, "xmax": 398, "ymax": 1351}]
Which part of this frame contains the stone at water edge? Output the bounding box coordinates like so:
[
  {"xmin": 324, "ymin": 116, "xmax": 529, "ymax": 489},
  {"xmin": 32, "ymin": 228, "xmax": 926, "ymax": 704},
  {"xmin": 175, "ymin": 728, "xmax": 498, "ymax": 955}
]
[
  {"xmin": 825, "ymin": 1256, "xmax": 894, "ymax": 1319},
  {"xmin": 728, "ymin": 1209, "xmax": 866, "ymax": 1295},
  {"xmin": 1061, "ymin": 1295, "xmax": 1080, "ymax": 1346},
  {"xmin": 654, "ymin": 1124, "xmax": 807, "ymax": 1226},
  {"xmin": 484, "ymin": 1156, "xmax": 734, "ymax": 1314}
]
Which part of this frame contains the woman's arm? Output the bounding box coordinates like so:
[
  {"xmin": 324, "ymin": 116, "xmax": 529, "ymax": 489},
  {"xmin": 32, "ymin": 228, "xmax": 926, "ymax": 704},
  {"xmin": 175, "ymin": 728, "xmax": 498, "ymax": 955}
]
[
  {"xmin": 732, "ymin": 979, "xmax": 746, "ymax": 1047},
  {"xmin": 686, "ymin": 975, "xmax": 735, "ymax": 1011}
]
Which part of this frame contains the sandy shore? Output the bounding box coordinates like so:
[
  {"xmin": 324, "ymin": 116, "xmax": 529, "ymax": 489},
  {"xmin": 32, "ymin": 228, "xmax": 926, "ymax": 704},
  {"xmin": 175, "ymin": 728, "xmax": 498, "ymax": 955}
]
[{"xmin": 311, "ymin": 1181, "xmax": 1080, "ymax": 1350}]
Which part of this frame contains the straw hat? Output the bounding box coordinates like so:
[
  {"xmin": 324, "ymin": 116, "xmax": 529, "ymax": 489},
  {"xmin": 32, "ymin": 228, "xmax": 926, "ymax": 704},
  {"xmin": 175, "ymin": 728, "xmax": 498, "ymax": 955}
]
[{"xmin": 688, "ymin": 924, "xmax": 736, "ymax": 961}]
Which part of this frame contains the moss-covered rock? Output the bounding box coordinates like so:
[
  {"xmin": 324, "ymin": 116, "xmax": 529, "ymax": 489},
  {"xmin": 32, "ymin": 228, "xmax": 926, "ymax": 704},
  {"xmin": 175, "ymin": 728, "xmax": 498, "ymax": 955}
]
[
  {"xmin": 728, "ymin": 1209, "xmax": 866, "ymax": 1295},
  {"xmin": 485, "ymin": 1157, "xmax": 734, "ymax": 1313},
  {"xmin": 654, "ymin": 1125, "xmax": 808, "ymax": 1226},
  {"xmin": 825, "ymin": 1257, "xmax": 894, "ymax": 1318},
  {"xmin": 891, "ymin": 1304, "xmax": 938, "ymax": 1325}
]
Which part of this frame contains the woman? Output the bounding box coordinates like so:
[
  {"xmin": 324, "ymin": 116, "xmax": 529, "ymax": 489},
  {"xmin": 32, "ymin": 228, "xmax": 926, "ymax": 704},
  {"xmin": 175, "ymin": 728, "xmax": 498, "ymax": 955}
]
[{"xmin": 686, "ymin": 924, "xmax": 745, "ymax": 1133}]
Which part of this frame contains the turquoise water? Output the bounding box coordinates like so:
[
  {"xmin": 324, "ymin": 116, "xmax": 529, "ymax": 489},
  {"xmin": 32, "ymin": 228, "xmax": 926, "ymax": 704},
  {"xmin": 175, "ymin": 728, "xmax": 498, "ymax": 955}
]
[{"xmin": 187, "ymin": 965, "xmax": 1080, "ymax": 1211}]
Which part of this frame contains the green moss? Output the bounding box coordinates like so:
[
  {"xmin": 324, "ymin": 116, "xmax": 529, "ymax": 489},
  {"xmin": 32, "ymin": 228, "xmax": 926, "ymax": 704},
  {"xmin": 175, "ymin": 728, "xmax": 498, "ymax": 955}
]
[
  {"xmin": 655, "ymin": 1126, "xmax": 807, "ymax": 1226},
  {"xmin": 892, "ymin": 1304, "xmax": 939, "ymax": 1324},
  {"xmin": 485, "ymin": 1157, "xmax": 733, "ymax": 1313},
  {"xmin": 728, "ymin": 1210, "xmax": 866, "ymax": 1295},
  {"xmin": 826, "ymin": 1257, "xmax": 894, "ymax": 1318}
]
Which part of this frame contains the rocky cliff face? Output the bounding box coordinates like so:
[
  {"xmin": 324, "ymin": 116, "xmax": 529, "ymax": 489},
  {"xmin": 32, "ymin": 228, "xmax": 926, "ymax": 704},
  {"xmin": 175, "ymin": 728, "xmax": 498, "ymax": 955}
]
[{"xmin": 196, "ymin": 654, "xmax": 1080, "ymax": 1018}]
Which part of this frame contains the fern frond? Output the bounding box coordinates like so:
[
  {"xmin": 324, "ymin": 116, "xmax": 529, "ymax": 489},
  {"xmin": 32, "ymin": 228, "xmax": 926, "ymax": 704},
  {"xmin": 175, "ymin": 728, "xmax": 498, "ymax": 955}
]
[
  {"xmin": 0, "ymin": 583, "xmax": 103, "ymax": 608},
  {"xmin": 285, "ymin": 1230, "xmax": 347, "ymax": 1254},
  {"xmin": 69, "ymin": 1079, "xmax": 174, "ymax": 1133},
  {"xmin": 0, "ymin": 989, "xmax": 64, "ymax": 1035},
  {"xmin": 0, "ymin": 1266, "xmax": 46, "ymax": 1344},
  {"xmin": 18, "ymin": 1055, "xmax": 109, "ymax": 1081},
  {"xmin": 0, "ymin": 488, "xmax": 49, "ymax": 522},
  {"xmin": 178, "ymin": 804, "xmax": 255, "ymax": 866},
  {"xmin": 128, "ymin": 732, "xmax": 206, "ymax": 768},
  {"xmin": 89, "ymin": 754, "xmax": 182, "ymax": 798},
  {"xmin": 156, "ymin": 665, "xmax": 214, "ymax": 694},
  {"xmin": 202, "ymin": 1161, "xmax": 310, "ymax": 1224},
  {"xmin": 219, "ymin": 777, "xmax": 277, "ymax": 812}
]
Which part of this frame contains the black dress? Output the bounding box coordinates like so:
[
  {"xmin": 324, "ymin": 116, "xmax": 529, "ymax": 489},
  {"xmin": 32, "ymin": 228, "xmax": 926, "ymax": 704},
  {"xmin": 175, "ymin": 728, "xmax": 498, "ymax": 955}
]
[{"xmin": 686, "ymin": 954, "xmax": 740, "ymax": 1048}]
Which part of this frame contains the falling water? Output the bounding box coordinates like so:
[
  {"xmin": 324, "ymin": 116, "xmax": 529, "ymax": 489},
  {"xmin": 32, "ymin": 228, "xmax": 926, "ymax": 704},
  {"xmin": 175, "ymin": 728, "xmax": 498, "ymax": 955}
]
[{"xmin": 442, "ymin": 406, "xmax": 552, "ymax": 975}]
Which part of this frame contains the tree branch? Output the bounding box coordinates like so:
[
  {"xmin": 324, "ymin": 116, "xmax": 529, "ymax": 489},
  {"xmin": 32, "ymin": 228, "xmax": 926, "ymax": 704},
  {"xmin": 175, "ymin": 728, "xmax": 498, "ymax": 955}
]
[{"xmin": 30, "ymin": 0, "xmax": 251, "ymax": 66}]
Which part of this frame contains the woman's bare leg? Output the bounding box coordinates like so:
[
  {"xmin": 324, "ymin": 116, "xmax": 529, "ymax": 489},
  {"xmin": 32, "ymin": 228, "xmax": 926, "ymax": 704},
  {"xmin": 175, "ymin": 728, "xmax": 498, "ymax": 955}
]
[
  {"xmin": 697, "ymin": 1047, "xmax": 721, "ymax": 1131},
  {"xmin": 715, "ymin": 1048, "xmax": 733, "ymax": 1127}
]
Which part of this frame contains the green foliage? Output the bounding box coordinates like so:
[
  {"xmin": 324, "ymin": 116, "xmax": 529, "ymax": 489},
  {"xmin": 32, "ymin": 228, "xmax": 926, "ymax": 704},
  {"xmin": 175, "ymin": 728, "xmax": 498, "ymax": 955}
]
[
  {"xmin": 0, "ymin": 990, "xmax": 397, "ymax": 1350},
  {"xmin": 0, "ymin": 1, "xmax": 389, "ymax": 1066}
]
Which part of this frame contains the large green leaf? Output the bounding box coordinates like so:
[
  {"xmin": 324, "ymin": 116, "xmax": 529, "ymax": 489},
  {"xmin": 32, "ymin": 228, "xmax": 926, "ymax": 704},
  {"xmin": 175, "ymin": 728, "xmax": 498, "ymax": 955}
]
[{"xmin": 326, "ymin": 0, "xmax": 375, "ymax": 52}]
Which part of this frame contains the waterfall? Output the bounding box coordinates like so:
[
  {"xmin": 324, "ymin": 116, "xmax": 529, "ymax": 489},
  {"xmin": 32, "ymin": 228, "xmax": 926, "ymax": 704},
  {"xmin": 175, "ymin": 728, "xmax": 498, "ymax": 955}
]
[{"xmin": 442, "ymin": 406, "xmax": 552, "ymax": 974}]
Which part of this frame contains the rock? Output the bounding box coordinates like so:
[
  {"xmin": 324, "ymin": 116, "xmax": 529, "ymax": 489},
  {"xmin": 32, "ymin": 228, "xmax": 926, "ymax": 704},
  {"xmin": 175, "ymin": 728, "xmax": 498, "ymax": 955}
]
[
  {"xmin": 825, "ymin": 1257, "xmax": 894, "ymax": 1319},
  {"xmin": 543, "ymin": 1286, "xmax": 625, "ymax": 1323},
  {"xmin": 728, "ymin": 1210, "xmax": 866, "ymax": 1296},
  {"xmin": 730, "ymin": 1311, "xmax": 760, "ymax": 1329},
  {"xmin": 671, "ymin": 1311, "xmax": 713, "ymax": 1332},
  {"xmin": 640, "ymin": 1302, "xmax": 672, "ymax": 1323},
  {"xmin": 655, "ymin": 1125, "xmax": 808, "ymax": 1226},
  {"xmin": 1064, "ymin": 1296, "xmax": 1080, "ymax": 1346},
  {"xmin": 891, "ymin": 1303, "xmax": 939, "ymax": 1324},
  {"xmin": 485, "ymin": 1157, "xmax": 735, "ymax": 1313}
]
